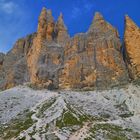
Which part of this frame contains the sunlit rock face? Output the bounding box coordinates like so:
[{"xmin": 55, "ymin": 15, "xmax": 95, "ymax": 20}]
[
  {"xmin": 124, "ymin": 15, "xmax": 140, "ymax": 80},
  {"xmin": 59, "ymin": 12, "xmax": 128, "ymax": 90},
  {"xmin": 0, "ymin": 8, "xmax": 130, "ymax": 90},
  {"xmin": 27, "ymin": 8, "xmax": 70, "ymax": 89}
]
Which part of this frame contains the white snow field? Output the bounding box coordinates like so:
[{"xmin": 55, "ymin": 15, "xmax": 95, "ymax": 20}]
[{"xmin": 0, "ymin": 84, "xmax": 140, "ymax": 140}]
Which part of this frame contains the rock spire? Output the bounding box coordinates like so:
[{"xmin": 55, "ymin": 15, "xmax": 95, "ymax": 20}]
[
  {"xmin": 0, "ymin": 7, "xmax": 134, "ymax": 90},
  {"xmin": 124, "ymin": 15, "xmax": 140, "ymax": 80}
]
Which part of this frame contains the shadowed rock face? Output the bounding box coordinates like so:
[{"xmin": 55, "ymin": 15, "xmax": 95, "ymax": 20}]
[
  {"xmin": 0, "ymin": 34, "xmax": 35, "ymax": 89},
  {"xmin": 124, "ymin": 15, "xmax": 140, "ymax": 80},
  {"xmin": 0, "ymin": 53, "xmax": 5, "ymax": 64},
  {"xmin": 0, "ymin": 53, "xmax": 5, "ymax": 84},
  {"xmin": 0, "ymin": 8, "xmax": 130, "ymax": 90}
]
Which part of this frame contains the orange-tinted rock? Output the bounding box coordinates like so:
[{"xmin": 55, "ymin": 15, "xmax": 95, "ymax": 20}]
[
  {"xmin": 59, "ymin": 12, "xmax": 128, "ymax": 90},
  {"xmin": 46, "ymin": 10, "xmax": 55, "ymax": 42},
  {"xmin": 37, "ymin": 7, "xmax": 47, "ymax": 39},
  {"xmin": 27, "ymin": 8, "xmax": 69, "ymax": 88},
  {"xmin": 0, "ymin": 8, "xmax": 130, "ymax": 90},
  {"xmin": 55, "ymin": 13, "xmax": 70, "ymax": 46},
  {"xmin": 37, "ymin": 8, "xmax": 55, "ymax": 42},
  {"xmin": 0, "ymin": 34, "xmax": 35, "ymax": 89},
  {"xmin": 124, "ymin": 15, "xmax": 140, "ymax": 80}
]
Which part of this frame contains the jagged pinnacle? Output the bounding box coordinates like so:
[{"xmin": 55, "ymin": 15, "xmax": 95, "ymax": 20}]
[
  {"xmin": 88, "ymin": 12, "xmax": 105, "ymax": 32},
  {"xmin": 58, "ymin": 13, "xmax": 65, "ymax": 25},
  {"xmin": 93, "ymin": 12, "xmax": 104, "ymax": 22},
  {"xmin": 38, "ymin": 7, "xmax": 47, "ymax": 34},
  {"xmin": 125, "ymin": 15, "xmax": 138, "ymax": 29},
  {"xmin": 42, "ymin": 7, "xmax": 47, "ymax": 11},
  {"xmin": 46, "ymin": 9, "xmax": 54, "ymax": 23},
  {"xmin": 56, "ymin": 12, "xmax": 67, "ymax": 31},
  {"xmin": 88, "ymin": 11, "xmax": 117, "ymax": 34},
  {"xmin": 39, "ymin": 7, "xmax": 47, "ymax": 21},
  {"xmin": 90, "ymin": 12, "xmax": 105, "ymax": 27},
  {"xmin": 58, "ymin": 13, "xmax": 63, "ymax": 22}
]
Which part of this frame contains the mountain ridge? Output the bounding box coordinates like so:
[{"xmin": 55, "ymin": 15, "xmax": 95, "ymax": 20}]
[{"xmin": 0, "ymin": 7, "xmax": 140, "ymax": 90}]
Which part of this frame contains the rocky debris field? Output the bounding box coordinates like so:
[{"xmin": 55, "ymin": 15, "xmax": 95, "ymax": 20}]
[{"xmin": 0, "ymin": 84, "xmax": 140, "ymax": 140}]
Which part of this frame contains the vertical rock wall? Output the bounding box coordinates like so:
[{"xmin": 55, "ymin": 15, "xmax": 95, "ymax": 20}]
[
  {"xmin": 0, "ymin": 8, "xmax": 132, "ymax": 90},
  {"xmin": 27, "ymin": 8, "xmax": 70, "ymax": 89},
  {"xmin": 59, "ymin": 13, "xmax": 128, "ymax": 90},
  {"xmin": 0, "ymin": 34, "xmax": 35, "ymax": 89},
  {"xmin": 124, "ymin": 15, "xmax": 140, "ymax": 80}
]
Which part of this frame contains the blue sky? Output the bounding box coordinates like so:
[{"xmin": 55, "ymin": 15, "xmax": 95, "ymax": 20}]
[{"xmin": 0, "ymin": 0, "xmax": 140, "ymax": 53}]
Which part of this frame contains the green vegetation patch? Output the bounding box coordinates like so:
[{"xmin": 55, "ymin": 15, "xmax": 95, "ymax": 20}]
[
  {"xmin": 86, "ymin": 123, "xmax": 140, "ymax": 140},
  {"xmin": 56, "ymin": 104, "xmax": 91, "ymax": 129},
  {"xmin": 115, "ymin": 100, "xmax": 134, "ymax": 118},
  {"xmin": 36, "ymin": 97, "xmax": 57, "ymax": 118},
  {"xmin": 56, "ymin": 111, "xmax": 82, "ymax": 129},
  {"xmin": 0, "ymin": 111, "xmax": 35, "ymax": 139},
  {"xmin": 132, "ymin": 79, "xmax": 140, "ymax": 86},
  {"xmin": 56, "ymin": 103, "xmax": 108, "ymax": 130},
  {"xmin": 45, "ymin": 133, "xmax": 60, "ymax": 140},
  {"xmin": 119, "ymin": 112, "xmax": 134, "ymax": 118}
]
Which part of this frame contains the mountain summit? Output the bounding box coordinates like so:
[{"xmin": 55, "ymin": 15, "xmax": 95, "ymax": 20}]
[{"xmin": 0, "ymin": 7, "xmax": 140, "ymax": 90}]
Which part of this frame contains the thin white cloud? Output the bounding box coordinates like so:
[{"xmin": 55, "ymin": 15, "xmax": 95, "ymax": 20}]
[
  {"xmin": 71, "ymin": 0, "xmax": 94, "ymax": 19},
  {"xmin": 84, "ymin": 3, "xmax": 93, "ymax": 12},
  {"xmin": 0, "ymin": 0, "xmax": 18, "ymax": 14},
  {"xmin": 71, "ymin": 7, "xmax": 81, "ymax": 18}
]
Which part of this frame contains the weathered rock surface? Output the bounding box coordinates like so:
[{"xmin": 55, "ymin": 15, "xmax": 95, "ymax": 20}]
[
  {"xmin": 27, "ymin": 8, "xmax": 69, "ymax": 89},
  {"xmin": 0, "ymin": 8, "xmax": 131, "ymax": 90},
  {"xmin": 0, "ymin": 53, "xmax": 5, "ymax": 65},
  {"xmin": 124, "ymin": 15, "xmax": 140, "ymax": 80},
  {"xmin": 0, "ymin": 53, "xmax": 5, "ymax": 71},
  {"xmin": 0, "ymin": 84, "xmax": 140, "ymax": 139},
  {"xmin": 0, "ymin": 53, "xmax": 5, "ymax": 84},
  {"xmin": 55, "ymin": 13, "xmax": 70, "ymax": 46},
  {"xmin": 59, "ymin": 13, "xmax": 128, "ymax": 90},
  {"xmin": 0, "ymin": 34, "xmax": 35, "ymax": 89}
]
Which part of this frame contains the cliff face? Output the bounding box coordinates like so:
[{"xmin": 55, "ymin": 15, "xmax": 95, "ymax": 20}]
[
  {"xmin": 0, "ymin": 53, "xmax": 5, "ymax": 85},
  {"xmin": 124, "ymin": 15, "xmax": 140, "ymax": 80},
  {"xmin": 0, "ymin": 34, "xmax": 35, "ymax": 89},
  {"xmin": 27, "ymin": 8, "xmax": 70, "ymax": 89},
  {"xmin": 0, "ymin": 7, "xmax": 131, "ymax": 90},
  {"xmin": 0, "ymin": 53, "xmax": 5, "ymax": 70},
  {"xmin": 59, "ymin": 13, "xmax": 128, "ymax": 90}
]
